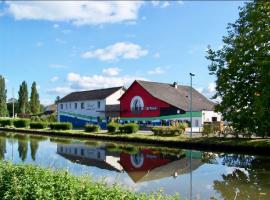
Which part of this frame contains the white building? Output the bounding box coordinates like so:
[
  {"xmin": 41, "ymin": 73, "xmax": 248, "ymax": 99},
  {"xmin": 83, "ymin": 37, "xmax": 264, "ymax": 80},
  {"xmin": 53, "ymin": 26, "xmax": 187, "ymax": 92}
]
[{"xmin": 57, "ymin": 87, "xmax": 125, "ymax": 128}]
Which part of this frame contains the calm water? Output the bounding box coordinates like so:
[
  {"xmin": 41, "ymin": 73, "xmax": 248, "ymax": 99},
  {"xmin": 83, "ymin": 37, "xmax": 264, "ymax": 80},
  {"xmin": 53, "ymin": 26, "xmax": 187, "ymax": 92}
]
[{"xmin": 0, "ymin": 131, "xmax": 269, "ymax": 200}]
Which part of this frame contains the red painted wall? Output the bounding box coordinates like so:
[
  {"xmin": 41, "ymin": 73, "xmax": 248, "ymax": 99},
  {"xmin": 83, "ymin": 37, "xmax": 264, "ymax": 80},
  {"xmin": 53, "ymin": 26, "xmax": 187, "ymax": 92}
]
[{"xmin": 120, "ymin": 81, "xmax": 170, "ymax": 118}]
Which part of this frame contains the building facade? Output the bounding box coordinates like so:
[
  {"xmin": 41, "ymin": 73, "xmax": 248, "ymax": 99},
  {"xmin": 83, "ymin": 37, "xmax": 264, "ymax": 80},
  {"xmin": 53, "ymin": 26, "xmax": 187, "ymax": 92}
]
[
  {"xmin": 120, "ymin": 80, "xmax": 221, "ymax": 130},
  {"xmin": 57, "ymin": 87, "xmax": 125, "ymax": 128}
]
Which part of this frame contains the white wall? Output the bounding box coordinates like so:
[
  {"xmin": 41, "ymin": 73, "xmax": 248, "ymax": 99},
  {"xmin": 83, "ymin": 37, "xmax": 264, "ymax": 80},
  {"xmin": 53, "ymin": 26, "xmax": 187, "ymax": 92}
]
[
  {"xmin": 105, "ymin": 88, "xmax": 125, "ymax": 105},
  {"xmin": 202, "ymin": 111, "xmax": 222, "ymax": 123}
]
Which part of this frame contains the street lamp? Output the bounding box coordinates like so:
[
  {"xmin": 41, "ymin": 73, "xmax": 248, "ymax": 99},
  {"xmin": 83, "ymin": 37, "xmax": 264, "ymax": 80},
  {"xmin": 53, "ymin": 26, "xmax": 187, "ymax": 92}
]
[{"xmin": 189, "ymin": 73, "xmax": 195, "ymax": 139}]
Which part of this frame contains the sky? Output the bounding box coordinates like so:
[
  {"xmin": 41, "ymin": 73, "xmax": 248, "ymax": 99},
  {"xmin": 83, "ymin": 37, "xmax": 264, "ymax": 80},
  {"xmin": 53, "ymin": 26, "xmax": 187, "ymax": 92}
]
[{"xmin": 0, "ymin": 1, "xmax": 245, "ymax": 105}]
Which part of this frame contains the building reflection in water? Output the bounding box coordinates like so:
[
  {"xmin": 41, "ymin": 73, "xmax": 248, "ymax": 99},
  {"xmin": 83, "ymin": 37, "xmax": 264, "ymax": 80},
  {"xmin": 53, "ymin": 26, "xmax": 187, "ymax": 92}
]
[{"xmin": 56, "ymin": 142, "xmax": 202, "ymax": 184}]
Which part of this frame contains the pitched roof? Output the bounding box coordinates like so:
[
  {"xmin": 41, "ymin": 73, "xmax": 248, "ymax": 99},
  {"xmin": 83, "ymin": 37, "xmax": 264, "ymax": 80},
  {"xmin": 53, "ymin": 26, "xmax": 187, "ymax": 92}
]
[
  {"xmin": 58, "ymin": 86, "xmax": 123, "ymax": 103},
  {"xmin": 136, "ymin": 80, "xmax": 215, "ymax": 111}
]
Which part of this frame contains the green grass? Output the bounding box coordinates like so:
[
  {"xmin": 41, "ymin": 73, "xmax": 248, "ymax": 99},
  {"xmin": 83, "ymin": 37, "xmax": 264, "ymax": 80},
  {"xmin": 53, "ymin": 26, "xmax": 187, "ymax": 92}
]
[{"xmin": 0, "ymin": 162, "xmax": 177, "ymax": 200}]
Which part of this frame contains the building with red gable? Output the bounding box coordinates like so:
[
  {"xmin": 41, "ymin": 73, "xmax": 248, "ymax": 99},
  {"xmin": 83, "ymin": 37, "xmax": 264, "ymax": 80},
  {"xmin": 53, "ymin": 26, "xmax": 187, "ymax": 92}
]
[{"xmin": 119, "ymin": 80, "xmax": 222, "ymax": 129}]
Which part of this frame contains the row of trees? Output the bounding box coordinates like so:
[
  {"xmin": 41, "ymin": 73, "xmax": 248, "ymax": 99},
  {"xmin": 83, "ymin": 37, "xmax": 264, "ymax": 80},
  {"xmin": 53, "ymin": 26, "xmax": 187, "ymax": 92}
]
[{"xmin": 0, "ymin": 75, "xmax": 41, "ymax": 117}]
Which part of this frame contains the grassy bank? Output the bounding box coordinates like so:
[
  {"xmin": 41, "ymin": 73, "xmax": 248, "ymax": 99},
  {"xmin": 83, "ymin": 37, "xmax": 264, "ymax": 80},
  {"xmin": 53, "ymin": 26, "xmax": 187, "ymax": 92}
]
[
  {"xmin": 0, "ymin": 127, "xmax": 270, "ymax": 155},
  {"xmin": 0, "ymin": 162, "xmax": 177, "ymax": 200}
]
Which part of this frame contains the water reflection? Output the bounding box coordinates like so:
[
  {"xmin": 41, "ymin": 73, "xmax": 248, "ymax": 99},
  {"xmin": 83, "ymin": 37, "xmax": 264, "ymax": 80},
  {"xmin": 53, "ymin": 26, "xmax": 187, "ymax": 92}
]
[{"xmin": 0, "ymin": 132, "xmax": 269, "ymax": 199}]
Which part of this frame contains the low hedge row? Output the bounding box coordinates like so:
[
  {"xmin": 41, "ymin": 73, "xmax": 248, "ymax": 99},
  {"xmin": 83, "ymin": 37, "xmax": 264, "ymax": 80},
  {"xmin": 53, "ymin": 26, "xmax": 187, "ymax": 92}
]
[
  {"xmin": 151, "ymin": 126, "xmax": 183, "ymax": 136},
  {"xmin": 85, "ymin": 124, "xmax": 100, "ymax": 132},
  {"xmin": 30, "ymin": 122, "xmax": 48, "ymax": 129},
  {"xmin": 107, "ymin": 122, "xmax": 120, "ymax": 133},
  {"xmin": 0, "ymin": 119, "xmax": 13, "ymax": 127},
  {"xmin": 49, "ymin": 122, "xmax": 73, "ymax": 130},
  {"xmin": 13, "ymin": 119, "xmax": 30, "ymax": 128},
  {"xmin": 119, "ymin": 123, "xmax": 139, "ymax": 134}
]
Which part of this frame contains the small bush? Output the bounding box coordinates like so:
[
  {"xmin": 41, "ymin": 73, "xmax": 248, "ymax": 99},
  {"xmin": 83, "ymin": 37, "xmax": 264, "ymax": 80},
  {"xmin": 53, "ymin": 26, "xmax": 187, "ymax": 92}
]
[
  {"xmin": 30, "ymin": 122, "xmax": 48, "ymax": 129},
  {"xmin": 152, "ymin": 126, "xmax": 183, "ymax": 136},
  {"xmin": 107, "ymin": 122, "xmax": 119, "ymax": 133},
  {"xmin": 202, "ymin": 124, "xmax": 214, "ymax": 137},
  {"xmin": 0, "ymin": 119, "xmax": 13, "ymax": 127},
  {"xmin": 178, "ymin": 122, "xmax": 188, "ymax": 131},
  {"xmin": 13, "ymin": 119, "xmax": 30, "ymax": 128},
  {"xmin": 119, "ymin": 123, "xmax": 139, "ymax": 134},
  {"xmin": 49, "ymin": 122, "xmax": 72, "ymax": 130},
  {"xmin": 85, "ymin": 124, "xmax": 100, "ymax": 133}
]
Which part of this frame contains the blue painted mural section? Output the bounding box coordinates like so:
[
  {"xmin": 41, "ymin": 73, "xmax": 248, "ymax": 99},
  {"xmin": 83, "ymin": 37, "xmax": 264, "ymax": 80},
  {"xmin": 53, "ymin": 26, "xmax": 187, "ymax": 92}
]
[{"xmin": 60, "ymin": 115, "xmax": 107, "ymax": 129}]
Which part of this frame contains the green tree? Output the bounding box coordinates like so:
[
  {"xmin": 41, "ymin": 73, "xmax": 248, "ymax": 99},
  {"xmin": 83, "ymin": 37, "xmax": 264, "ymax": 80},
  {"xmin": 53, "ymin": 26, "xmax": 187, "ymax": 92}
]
[
  {"xmin": 30, "ymin": 139, "xmax": 39, "ymax": 161},
  {"xmin": 206, "ymin": 1, "xmax": 270, "ymax": 137},
  {"xmin": 18, "ymin": 81, "xmax": 29, "ymax": 115},
  {"xmin": 0, "ymin": 75, "xmax": 8, "ymax": 117},
  {"xmin": 29, "ymin": 82, "xmax": 40, "ymax": 115}
]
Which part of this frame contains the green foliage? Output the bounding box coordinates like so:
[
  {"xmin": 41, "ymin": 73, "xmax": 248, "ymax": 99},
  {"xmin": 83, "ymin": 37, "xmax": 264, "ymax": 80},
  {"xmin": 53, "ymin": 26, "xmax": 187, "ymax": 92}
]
[
  {"xmin": 0, "ymin": 75, "xmax": 8, "ymax": 117},
  {"xmin": 152, "ymin": 126, "xmax": 183, "ymax": 136},
  {"xmin": 29, "ymin": 122, "xmax": 48, "ymax": 129},
  {"xmin": 178, "ymin": 123, "xmax": 188, "ymax": 131},
  {"xmin": 202, "ymin": 124, "xmax": 214, "ymax": 137},
  {"xmin": 0, "ymin": 119, "xmax": 13, "ymax": 127},
  {"xmin": 29, "ymin": 82, "xmax": 40, "ymax": 115},
  {"xmin": 13, "ymin": 119, "xmax": 30, "ymax": 128},
  {"xmin": 107, "ymin": 122, "xmax": 120, "ymax": 133},
  {"xmin": 18, "ymin": 81, "xmax": 29, "ymax": 115},
  {"xmin": 119, "ymin": 123, "xmax": 139, "ymax": 134},
  {"xmin": 206, "ymin": 2, "xmax": 270, "ymax": 137},
  {"xmin": 84, "ymin": 124, "xmax": 100, "ymax": 132},
  {"xmin": 49, "ymin": 122, "xmax": 72, "ymax": 130},
  {"xmin": 0, "ymin": 162, "xmax": 177, "ymax": 200}
]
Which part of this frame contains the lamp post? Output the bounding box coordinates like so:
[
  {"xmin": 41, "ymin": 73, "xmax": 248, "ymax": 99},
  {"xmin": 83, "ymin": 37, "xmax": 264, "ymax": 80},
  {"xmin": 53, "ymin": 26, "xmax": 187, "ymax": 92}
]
[{"xmin": 189, "ymin": 73, "xmax": 195, "ymax": 139}]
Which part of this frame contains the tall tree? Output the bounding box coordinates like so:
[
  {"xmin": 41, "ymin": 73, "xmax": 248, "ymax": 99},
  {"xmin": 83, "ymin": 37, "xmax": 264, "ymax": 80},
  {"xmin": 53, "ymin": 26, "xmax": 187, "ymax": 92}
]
[
  {"xmin": 0, "ymin": 75, "xmax": 8, "ymax": 117},
  {"xmin": 18, "ymin": 81, "xmax": 29, "ymax": 115},
  {"xmin": 206, "ymin": 1, "xmax": 270, "ymax": 137},
  {"xmin": 29, "ymin": 82, "xmax": 40, "ymax": 115}
]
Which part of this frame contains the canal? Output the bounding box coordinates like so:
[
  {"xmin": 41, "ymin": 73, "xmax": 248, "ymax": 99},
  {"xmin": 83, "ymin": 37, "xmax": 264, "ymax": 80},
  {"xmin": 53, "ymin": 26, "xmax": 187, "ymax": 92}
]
[{"xmin": 0, "ymin": 131, "xmax": 269, "ymax": 200}]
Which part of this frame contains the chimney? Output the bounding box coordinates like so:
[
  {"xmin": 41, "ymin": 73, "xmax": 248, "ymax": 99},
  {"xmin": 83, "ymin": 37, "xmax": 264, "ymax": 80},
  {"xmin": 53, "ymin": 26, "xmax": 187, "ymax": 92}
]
[{"xmin": 173, "ymin": 82, "xmax": 178, "ymax": 89}]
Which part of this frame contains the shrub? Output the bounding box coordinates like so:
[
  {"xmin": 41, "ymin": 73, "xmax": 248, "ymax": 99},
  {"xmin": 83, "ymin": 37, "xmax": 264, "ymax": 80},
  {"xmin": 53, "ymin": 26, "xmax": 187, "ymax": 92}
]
[
  {"xmin": 49, "ymin": 122, "xmax": 72, "ymax": 130},
  {"xmin": 119, "ymin": 123, "xmax": 139, "ymax": 134},
  {"xmin": 13, "ymin": 119, "xmax": 30, "ymax": 128},
  {"xmin": 178, "ymin": 122, "xmax": 188, "ymax": 131},
  {"xmin": 202, "ymin": 124, "xmax": 214, "ymax": 137},
  {"xmin": 107, "ymin": 122, "xmax": 119, "ymax": 133},
  {"xmin": 152, "ymin": 126, "xmax": 183, "ymax": 136},
  {"xmin": 0, "ymin": 119, "xmax": 13, "ymax": 127},
  {"xmin": 30, "ymin": 122, "xmax": 48, "ymax": 129},
  {"xmin": 85, "ymin": 124, "xmax": 100, "ymax": 133}
]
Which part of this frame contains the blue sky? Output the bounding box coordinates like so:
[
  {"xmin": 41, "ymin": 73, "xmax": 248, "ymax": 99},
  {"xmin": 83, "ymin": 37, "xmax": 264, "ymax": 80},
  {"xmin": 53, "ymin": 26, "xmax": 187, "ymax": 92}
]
[{"xmin": 0, "ymin": 1, "xmax": 245, "ymax": 105}]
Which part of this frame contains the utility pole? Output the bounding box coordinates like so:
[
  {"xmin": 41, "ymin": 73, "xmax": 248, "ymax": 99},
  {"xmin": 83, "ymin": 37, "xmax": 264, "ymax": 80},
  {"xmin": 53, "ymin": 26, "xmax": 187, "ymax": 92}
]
[{"xmin": 189, "ymin": 73, "xmax": 195, "ymax": 138}]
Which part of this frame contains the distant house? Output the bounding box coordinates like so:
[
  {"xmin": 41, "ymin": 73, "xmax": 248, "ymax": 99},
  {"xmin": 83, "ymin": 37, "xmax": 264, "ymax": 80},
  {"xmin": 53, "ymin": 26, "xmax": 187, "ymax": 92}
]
[
  {"xmin": 119, "ymin": 80, "xmax": 221, "ymax": 129},
  {"xmin": 44, "ymin": 104, "xmax": 57, "ymax": 115},
  {"xmin": 57, "ymin": 87, "xmax": 125, "ymax": 128}
]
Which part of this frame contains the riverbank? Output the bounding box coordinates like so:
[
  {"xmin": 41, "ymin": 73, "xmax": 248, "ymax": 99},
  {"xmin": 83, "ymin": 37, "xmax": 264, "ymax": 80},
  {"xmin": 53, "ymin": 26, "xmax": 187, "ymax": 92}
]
[
  {"xmin": 0, "ymin": 127, "xmax": 270, "ymax": 156},
  {"xmin": 0, "ymin": 161, "xmax": 177, "ymax": 200}
]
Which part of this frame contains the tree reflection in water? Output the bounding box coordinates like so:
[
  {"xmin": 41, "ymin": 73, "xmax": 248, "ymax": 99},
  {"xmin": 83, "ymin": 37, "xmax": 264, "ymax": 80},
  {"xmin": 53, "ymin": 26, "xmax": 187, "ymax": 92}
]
[
  {"xmin": 213, "ymin": 154, "xmax": 270, "ymax": 200},
  {"xmin": 0, "ymin": 136, "xmax": 6, "ymax": 160}
]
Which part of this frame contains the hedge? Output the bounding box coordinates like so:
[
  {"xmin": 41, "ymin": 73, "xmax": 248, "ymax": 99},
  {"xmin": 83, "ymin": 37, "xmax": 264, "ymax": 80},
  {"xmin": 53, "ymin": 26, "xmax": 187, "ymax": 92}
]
[
  {"xmin": 0, "ymin": 162, "xmax": 176, "ymax": 200},
  {"xmin": 85, "ymin": 124, "xmax": 100, "ymax": 133},
  {"xmin": 151, "ymin": 126, "xmax": 183, "ymax": 136},
  {"xmin": 0, "ymin": 119, "xmax": 13, "ymax": 127},
  {"xmin": 49, "ymin": 122, "xmax": 72, "ymax": 130},
  {"xmin": 13, "ymin": 119, "xmax": 30, "ymax": 128},
  {"xmin": 107, "ymin": 122, "xmax": 120, "ymax": 133},
  {"xmin": 30, "ymin": 122, "xmax": 48, "ymax": 129},
  {"xmin": 119, "ymin": 123, "xmax": 139, "ymax": 134}
]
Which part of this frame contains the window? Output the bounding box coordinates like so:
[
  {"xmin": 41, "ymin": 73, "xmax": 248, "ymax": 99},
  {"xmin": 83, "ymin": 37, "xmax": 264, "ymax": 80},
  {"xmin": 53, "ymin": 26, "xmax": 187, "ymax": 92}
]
[
  {"xmin": 97, "ymin": 101, "xmax": 101, "ymax": 109},
  {"xmin": 65, "ymin": 104, "xmax": 68, "ymax": 109},
  {"xmin": 212, "ymin": 117, "xmax": 217, "ymax": 122},
  {"xmin": 195, "ymin": 120, "xmax": 199, "ymax": 127},
  {"xmin": 74, "ymin": 148, "xmax": 77, "ymax": 155},
  {"xmin": 81, "ymin": 102, "xmax": 84, "ymax": 109},
  {"xmin": 69, "ymin": 103, "xmax": 71, "ymax": 109},
  {"xmin": 74, "ymin": 103, "xmax": 77, "ymax": 109},
  {"xmin": 60, "ymin": 104, "xmax": 63, "ymax": 109},
  {"xmin": 81, "ymin": 149, "xmax": 84, "ymax": 156}
]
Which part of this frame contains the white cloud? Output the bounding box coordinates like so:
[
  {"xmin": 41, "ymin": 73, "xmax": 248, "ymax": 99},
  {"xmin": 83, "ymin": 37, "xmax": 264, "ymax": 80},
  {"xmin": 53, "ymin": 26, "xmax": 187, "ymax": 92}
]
[
  {"xmin": 151, "ymin": 1, "xmax": 172, "ymax": 8},
  {"xmin": 47, "ymin": 86, "xmax": 74, "ymax": 95},
  {"xmin": 102, "ymin": 67, "xmax": 120, "ymax": 76},
  {"xmin": 53, "ymin": 23, "xmax": 59, "ymax": 28},
  {"xmin": 50, "ymin": 64, "xmax": 67, "ymax": 69},
  {"xmin": 147, "ymin": 67, "xmax": 165, "ymax": 75},
  {"xmin": 197, "ymin": 82, "xmax": 217, "ymax": 99},
  {"xmin": 161, "ymin": 1, "xmax": 170, "ymax": 8},
  {"xmin": 81, "ymin": 42, "xmax": 148, "ymax": 61},
  {"xmin": 5, "ymin": 1, "xmax": 144, "ymax": 26},
  {"xmin": 55, "ymin": 38, "xmax": 67, "ymax": 44},
  {"xmin": 50, "ymin": 76, "xmax": 59, "ymax": 82}
]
